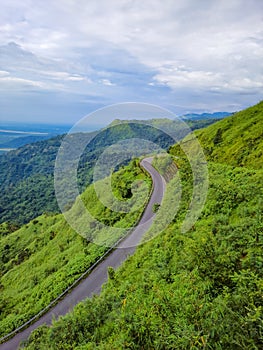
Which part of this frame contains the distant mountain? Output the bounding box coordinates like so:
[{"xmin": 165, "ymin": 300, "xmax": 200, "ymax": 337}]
[
  {"xmin": 0, "ymin": 122, "xmax": 173, "ymax": 225},
  {"xmin": 181, "ymin": 111, "xmax": 232, "ymax": 120},
  {"xmin": 0, "ymin": 118, "xmax": 219, "ymax": 225}
]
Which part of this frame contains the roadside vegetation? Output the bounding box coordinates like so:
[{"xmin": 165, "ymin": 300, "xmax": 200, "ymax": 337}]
[
  {"xmin": 21, "ymin": 101, "xmax": 263, "ymax": 349},
  {"xmin": 0, "ymin": 160, "xmax": 151, "ymax": 338},
  {"xmin": 0, "ymin": 119, "xmax": 217, "ymax": 225}
]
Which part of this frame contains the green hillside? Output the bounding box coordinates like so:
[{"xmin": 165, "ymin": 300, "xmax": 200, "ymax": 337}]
[
  {"xmin": 0, "ymin": 122, "xmax": 171, "ymax": 225},
  {"xmin": 21, "ymin": 102, "xmax": 263, "ymax": 349},
  {"xmin": 0, "ymin": 160, "xmax": 151, "ymax": 338},
  {"xmin": 196, "ymin": 101, "xmax": 263, "ymax": 169},
  {"xmin": 0, "ymin": 118, "xmax": 217, "ymax": 225},
  {"xmin": 0, "ymin": 135, "xmax": 65, "ymax": 226}
]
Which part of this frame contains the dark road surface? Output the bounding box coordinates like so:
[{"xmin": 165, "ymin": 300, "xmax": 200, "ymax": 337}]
[{"xmin": 0, "ymin": 157, "xmax": 165, "ymax": 350}]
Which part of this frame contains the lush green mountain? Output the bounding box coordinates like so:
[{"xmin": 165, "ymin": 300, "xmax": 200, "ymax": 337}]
[
  {"xmin": 184, "ymin": 118, "xmax": 222, "ymax": 130},
  {"xmin": 0, "ymin": 123, "xmax": 160, "ymax": 225},
  {"xmin": 22, "ymin": 102, "xmax": 263, "ymax": 349},
  {"xmin": 0, "ymin": 160, "xmax": 151, "ymax": 338},
  {"xmin": 0, "ymin": 118, "xmax": 217, "ymax": 225},
  {"xmin": 196, "ymin": 101, "xmax": 263, "ymax": 169},
  {"xmin": 0, "ymin": 135, "xmax": 65, "ymax": 226}
]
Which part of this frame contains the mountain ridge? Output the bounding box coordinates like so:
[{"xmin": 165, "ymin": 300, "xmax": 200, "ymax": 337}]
[
  {"xmin": 0, "ymin": 118, "xmax": 219, "ymax": 225},
  {"xmin": 181, "ymin": 111, "xmax": 232, "ymax": 120},
  {"xmin": 21, "ymin": 99, "xmax": 263, "ymax": 349}
]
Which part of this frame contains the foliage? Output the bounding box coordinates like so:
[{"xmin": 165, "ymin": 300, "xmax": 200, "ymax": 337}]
[
  {"xmin": 0, "ymin": 135, "xmax": 64, "ymax": 225},
  {"xmin": 22, "ymin": 162, "xmax": 263, "ymax": 350},
  {"xmin": 21, "ymin": 101, "xmax": 263, "ymax": 349},
  {"xmin": 152, "ymin": 203, "xmax": 160, "ymax": 213},
  {"xmin": 0, "ymin": 119, "xmax": 218, "ymax": 225},
  {"xmin": 0, "ymin": 161, "xmax": 151, "ymax": 338},
  {"xmin": 195, "ymin": 101, "xmax": 263, "ymax": 169}
]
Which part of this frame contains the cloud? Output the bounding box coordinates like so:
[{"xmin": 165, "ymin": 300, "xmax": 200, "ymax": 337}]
[
  {"xmin": 0, "ymin": 75, "xmax": 46, "ymax": 89},
  {"xmin": 0, "ymin": 0, "xmax": 262, "ymax": 122},
  {"xmin": 151, "ymin": 65, "xmax": 263, "ymax": 94},
  {"xmin": 0, "ymin": 70, "xmax": 10, "ymax": 77},
  {"xmin": 38, "ymin": 70, "xmax": 89, "ymax": 82},
  {"xmin": 100, "ymin": 79, "xmax": 115, "ymax": 86}
]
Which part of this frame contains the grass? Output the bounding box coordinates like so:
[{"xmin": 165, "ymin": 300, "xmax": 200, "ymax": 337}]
[
  {"xmin": 20, "ymin": 101, "xmax": 263, "ymax": 349},
  {"xmin": 0, "ymin": 160, "xmax": 151, "ymax": 338}
]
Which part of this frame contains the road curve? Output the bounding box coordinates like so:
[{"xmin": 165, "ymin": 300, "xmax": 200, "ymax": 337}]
[{"xmin": 0, "ymin": 157, "xmax": 166, "ymax": 350}]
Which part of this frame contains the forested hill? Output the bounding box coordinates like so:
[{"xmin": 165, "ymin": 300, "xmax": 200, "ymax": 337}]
[
  {"xmin": 22, "ymin": 101, "xmax": 263, "ymax": 349},
  {"xmin": 0, "ymin": 134, "xmax": 65, "ymax": 226},
  {"xmin": 0, "ymin": 118, "xmax": 217, "ymax": 226}
]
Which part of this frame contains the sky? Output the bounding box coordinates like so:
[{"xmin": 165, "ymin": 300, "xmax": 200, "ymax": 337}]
[{"xmin": 0, "ymin": 0, "xmax": 262, "ymax": 124}]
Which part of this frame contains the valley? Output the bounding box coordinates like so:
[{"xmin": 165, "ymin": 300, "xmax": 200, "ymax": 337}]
[{"xmin": 0, "ymin": 102, "xmax": 262, "ymax": 349}]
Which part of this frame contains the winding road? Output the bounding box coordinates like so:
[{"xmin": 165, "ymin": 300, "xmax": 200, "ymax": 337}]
[{"xmin": 0, "ymin": 157, "xmax": 166, "ymax": 350}]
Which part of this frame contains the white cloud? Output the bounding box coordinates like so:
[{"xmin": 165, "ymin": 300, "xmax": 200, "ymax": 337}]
[
  {"xmin": 38, "ymin": 70, "xmax": 89, "ymax": 82},
  {"xmin": 0, "ymin": 75, "xmax": 47, "ymax": 89},
  {"xmin": 152, "ymin": 64, "xmax": 263, "ymax": 94},
  {"xmin": 0, "ymin": 70, "xmax": 10, "ymax": 77},
  {"xmin": 0, "ymin": 0, "xmax": 262, "ymax": 117},
  {"xmin": 100, "ymin": 79, "xmax": 115, "ymax": 86}
]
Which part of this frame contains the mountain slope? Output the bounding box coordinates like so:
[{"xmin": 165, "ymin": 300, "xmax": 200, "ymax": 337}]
[
  {"xmin": 0, "ymin": 123, "xmax": 163, "ymax": 225},
  {"xmin": 0, "ymin": 118, "xmax": 218, "ymax": 225},
  {"xmin": 0, "ymin": 135, "xmax": 65, "ymax": 225},
  {"xmin": 0, "ymin": 160, "xmax": 151, "ymax": 338},
  {"xmin": 21, "ymin": 102, "xmax": 263, "ymax": 349},
  {"xmin": 22, "ymin": 164, "xmax": 263, "ymax": 350},
  {"xmin": 196, "ymin": 101, "xmax": 263, "ymax": 168}
]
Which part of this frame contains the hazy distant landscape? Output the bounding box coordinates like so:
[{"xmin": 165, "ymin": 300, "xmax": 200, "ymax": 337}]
[
  {"xmin": 0, "ymin": 123, "xmax": 71, "ymax": 155},
  {"xmin": 0, "ymin": 112, "xmax": 227, "ymax": 155}
]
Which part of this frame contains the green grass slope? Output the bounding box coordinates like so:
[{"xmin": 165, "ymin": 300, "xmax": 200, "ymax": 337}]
[
  {"xmin": 196, "ymin": 101, "xmax": 263, "ymax": 169},
  {"xmin": 22, "ymin": 163, "xmax": 263, "ymax": 350},
  {"xmin": 0, "ymin": 160, "xmax": 151, "ymax": 338},
  {"xmin": 22, "ymin": 102, "xmax": 263, "ymax": 349}
]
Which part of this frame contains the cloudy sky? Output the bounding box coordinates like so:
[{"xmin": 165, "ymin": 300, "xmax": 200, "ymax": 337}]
[{"xmin": 0, "ymin": 0, "xmax": 262, "ymax": 124}]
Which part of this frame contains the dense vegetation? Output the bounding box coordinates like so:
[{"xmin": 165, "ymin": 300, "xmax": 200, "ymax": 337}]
[
  {"xmin": 21, "ymin": 101, "xmax": 263, "ymax": 349},
  {"xmin": 0, "ymin": 160, "xmax": 151, "ymax": 338},
  {"xmin": 0, "ymin": 118, "xmax": 217, "ymax": 225},
  {"xmin": 0, "ymin": 135, "xmax": 65, "ymax": 226},
  {"xmin": 196, "ymin": 101, "xmax": 263, "ymax": 169}
]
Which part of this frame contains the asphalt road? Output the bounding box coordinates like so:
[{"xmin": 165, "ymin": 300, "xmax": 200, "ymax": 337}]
[{"xmin": 0, "ymin": 157, "xmax": 166, "ymax": 350}]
